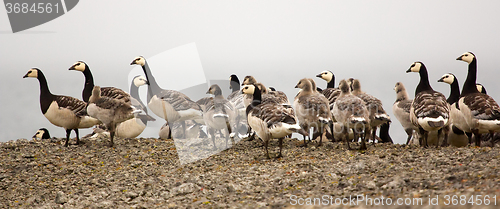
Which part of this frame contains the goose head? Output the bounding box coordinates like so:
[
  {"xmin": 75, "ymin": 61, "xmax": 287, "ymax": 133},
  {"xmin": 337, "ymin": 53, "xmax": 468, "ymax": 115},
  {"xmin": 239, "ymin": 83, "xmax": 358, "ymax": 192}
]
[
  {"xmin": 242, "ymin": 75, "xmax": 257, "ymax": 86},
  {"xmin": 406, "ymin": 62, "xmax": 423, "ymax": 73},
  {"xmin": 437, "ymin": 73, "xmax": 455, "ymax": 85},
  {"xmin": 456, "ymin": 52, "xmax": 475, "ymax": 64},
  {"xmin": 316, "ymin": 70, "xmax": 334, "ymax": 82},
  {"xmin": 476, "ymin": 83, "xmax": 487, "ymax": 94},
  {"xmin": 294, "ymin": 78, "xmax": 313, "ymax": 91},
  {"xmin": 229, "ymin": 74, "xmax": 240, "ymax": 89},
  {"xmin": 133, "ymin": 75, "xmax": 149, "ymax": 87},
  {"xmin": 338, "ymin": 79, "xmax": 350, "ymax": 93},
  {"xmin": 206, "ymin": 84, "xmax": 222, "ymax": 96},
  {"xmin": 33, "ymin": 128, "xmax": 50, "ymax": 140},
  {"xmin": 241, "ymin": 84, "xmax": 257, "ymax": 95},
  {"xmin": 68, "ymin": 61, "xmax": 87, "ymax": 72},
  {"xmin": 130, "ymin": 56, "xmax": 146, "ymax": 66},
  {"xmin": 23, "ymin": 68, "xmax": 39, "ymax": 78},
  {"xmin": 394, "ymin": 82, "xmax": 405, "ymax": 93}
]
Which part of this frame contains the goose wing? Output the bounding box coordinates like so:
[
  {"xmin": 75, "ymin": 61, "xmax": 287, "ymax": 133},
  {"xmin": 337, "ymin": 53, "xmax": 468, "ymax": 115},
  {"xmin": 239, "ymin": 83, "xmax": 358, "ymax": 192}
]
[
  {"xmin": 251, "ymin": 104, "xmax": 298, "ymax": 128},
  {"xmin": 463, "ymin": 93, "xmax": 500, "ymax": 120},
  {"xmin": 413, "ymin": 91, "xmax": 449, "ymax": 119},
  {"xmin": 54, "ymin": 95, "xmax": 88, "ymax": 116},
  {"xmin": 101, "ymin": 87, "xmax": 131, "ymax": 104}
]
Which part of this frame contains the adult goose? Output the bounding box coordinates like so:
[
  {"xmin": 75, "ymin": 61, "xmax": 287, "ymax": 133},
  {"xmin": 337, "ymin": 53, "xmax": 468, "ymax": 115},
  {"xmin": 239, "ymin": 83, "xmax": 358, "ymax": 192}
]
[
  {"xmin": 69, "ymin": 61, "xmax": 130, "ymax": 103},
  {"xmin": 130, "ymin": 56, "xmax": 203, "ymax": 137},
  {"xmin": 203, "ymin": 84, "xmax": 236, "ymax": 149},
  {"xmin": 332, "ymin": 79, "xmax": 370, "ymax": 150},
  {"xmin": 294, "ymin": 78, "xmax": 332, "ymax": 146},
  {"xmin": 351, "ymin": 79, "xmax": 391, "ymax": 143},
  {"xmin": 227, "ymin": 74, "xmax": 247, "ymax": 137},
  {"xmin": 241, "ymin": 84, "xmax": 306, "ymax": 158},
  {"xmin": 392, "ymin": 82, "xmax": 418, "ymax": 145},
  {"xmin": 406, "ymin": 62, "xmax": 450, "ymax": 147},
  {"xmin": 456, "ymin": 52, "xmax": 500, "ymax": 146},
  {"xmin": 23, "ymin": 68, "xmax": 101, "ymax": 146},
  {"xmin": 87, "ymin": 86, "xmax": 139, "ymax": 146},
  {"xmin": 115, "ymin": 75, "xmax": 156, "ymax": 139},
  {"xmin": 33, "ymin": 128, "xmax": 51, "ymax": 140},
  {"xmin": 437, "ymin": 73, "xmax": 469, "ymax": 147}
]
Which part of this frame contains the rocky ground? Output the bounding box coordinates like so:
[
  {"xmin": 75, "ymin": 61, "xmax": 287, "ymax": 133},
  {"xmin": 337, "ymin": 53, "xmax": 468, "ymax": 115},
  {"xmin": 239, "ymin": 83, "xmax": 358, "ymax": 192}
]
[{"xmin": 1, "ymin": 135, "xmax": 499, "ymax": 208}]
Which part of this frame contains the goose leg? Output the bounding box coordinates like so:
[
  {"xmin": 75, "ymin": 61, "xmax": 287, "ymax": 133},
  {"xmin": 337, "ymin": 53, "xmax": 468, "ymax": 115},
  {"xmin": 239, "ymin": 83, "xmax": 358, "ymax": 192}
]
[
  {"xmin": 329, "ymin": 123, "xmax": 335, "ymax": 142},
  {"xmin": 418, "ymin": 128, "xmax": 425, "ymax": 147},
  {"xmin": 277, "ymin": 138, "xmax": 283, "ymax": 158},
  {"xmin": 472, "ymin": 129, "xmax": 481, "ymax": 147},
  {"xmin": 346, "ymin": 128, "xmax": 352, "ymax": 150},
  {"xmin": 371, "ymin": 128, "xmax": 376, "ymax": 145},
  {"xmin": 436, "ymin": 129, "xmax": 442, "ymax": 148},
  {"xmin": 109, "ymin": 130, "xmax": 115, "ymax": 147},
  {"xmin": 360, "ymin": 128, "xmax": 368, "ymax": 150},
  {"xmin": 318, "ymin": 127, "xmax": 323, "ymax": 147},
  {"xmin": 405, "ymin": 129, "xmax": 412, "ymax": 145},
  {"xmin": 74, "ymin": 129, "xmax": 80, "ymax": 145},
  {"xmin": 423, "ymin": 131, "xmax": 429, "ymax": 148},
  {"xmin": 64, "ymin": 129, "xmax": 72, "ymax": 147},
  {"xmin": 210, "ymin": 128, "xmax": 217, "ymax": 150}
]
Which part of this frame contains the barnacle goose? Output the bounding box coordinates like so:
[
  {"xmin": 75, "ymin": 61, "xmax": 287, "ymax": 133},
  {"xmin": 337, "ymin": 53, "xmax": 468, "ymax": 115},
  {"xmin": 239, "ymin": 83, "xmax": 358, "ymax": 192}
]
[
  {"xmin": 227, "ymin": 74, "xmax": 248, "ymax": 138},
  {"xmin": 23, "ymin": 68, "xmax": 101, "ymax": 146},
  {"xmin": 332, "ymin": 79, "xmax": 370, "ymax": 150},
  {"xmin": 130, "ymin": 56, "xmax": 203, "ymax": 138},
  {"xmin": 241, "ymin": 84, "xmax": 306, "ymax": 158},
  {"xmin": 69, "ymin": 61, "xmax": 130, "ymax": 103},
  {"xmin": 203, "ymin": 84, "xmax": 236, "ymax": 149},
  {"xmin": 351, "ymin": 79, "xmax": 391, "ymax": 143},
  {"xmin": 437, "ymin": 73, "xmax": 469, "ymax": 147},
  {"xmin": 456, "ymin": 52, "xmax": 500, "ymax": 146},
  {"xmin": 33, "ymin": 128, "xmax": 51, "ymax": 140},
  {"xmin": 392, "ymin": 82, "xmax": 419, "ymax": 145},
  {"xmin": 406, "ymin": 62, "xmax": 450, "ymax": 147},
  {"xmin": 294, "ymin": 78, "xmax": 333, "ymax": 146},
  {"xmin": 115, "ymin": 75, "xmax": 156, "ymax": 139},
  {"xmin": 87, "ymin": 86, "xmax": 140, "ymax": 146}
]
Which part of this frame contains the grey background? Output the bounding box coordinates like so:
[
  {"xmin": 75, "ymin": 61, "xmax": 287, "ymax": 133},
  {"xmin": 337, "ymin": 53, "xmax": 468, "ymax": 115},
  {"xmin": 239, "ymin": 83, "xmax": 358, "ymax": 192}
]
[{"xmin": 1, "ymin": 0, "xmax": 500, "ymax": 144}]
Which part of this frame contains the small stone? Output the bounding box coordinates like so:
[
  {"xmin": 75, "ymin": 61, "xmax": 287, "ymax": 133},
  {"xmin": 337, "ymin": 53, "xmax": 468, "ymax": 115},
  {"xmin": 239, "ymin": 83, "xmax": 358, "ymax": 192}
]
[{"xmin": 55, "ymin": 191, "xmax": 67, "ymax": 204}]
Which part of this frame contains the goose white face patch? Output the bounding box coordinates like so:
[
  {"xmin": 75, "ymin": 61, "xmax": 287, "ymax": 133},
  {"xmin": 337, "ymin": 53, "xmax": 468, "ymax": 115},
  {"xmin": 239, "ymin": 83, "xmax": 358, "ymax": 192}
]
[
  {"xmin": 459, "ymin": 52, "xmax": 474, "ymax": 64},
  {"xmin": 440, "ymin": 73, "xmax": 454, "ymax": 84},
  {"xmin": 320, "ymin": 71, "xmax": 333, "ymax": 82},
  {"xmin": 133, "ymin": 75, "xmax": 148, "ymax": 87},
  {"xmin": 72, "ymin": 61, "xmax": 86, "ymax": 72},
  {"xmin": 241, "ymin": 85, "xmax": 255, "ymax": 95},
  {"xmin": 476, "ymin": 84, "xmax": 484, "ymax": 93},
  {"xmin": 409, "ymin": 62, "xmax": 421, "ymax": 72},
  {"xmin": 25, "ymin": 69, "xmax": 38, "ymax": 78},
  {"xmin": 132, "ymin": 56, "xmax": 145, "ymax": 66}
]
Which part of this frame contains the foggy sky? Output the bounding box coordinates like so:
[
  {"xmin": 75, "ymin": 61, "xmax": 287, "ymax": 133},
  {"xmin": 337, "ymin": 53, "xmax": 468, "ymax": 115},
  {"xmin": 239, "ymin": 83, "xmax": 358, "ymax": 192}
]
[{"xmin": 1, "ymin": 0, "xmax": 500, "ymax": 144}]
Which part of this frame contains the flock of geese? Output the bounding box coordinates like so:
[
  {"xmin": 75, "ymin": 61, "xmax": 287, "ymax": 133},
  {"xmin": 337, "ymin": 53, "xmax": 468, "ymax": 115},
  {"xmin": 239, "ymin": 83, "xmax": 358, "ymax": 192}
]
[{"xmin": 25, "ymin": 52, "xmax": 500, "ymax": 158}]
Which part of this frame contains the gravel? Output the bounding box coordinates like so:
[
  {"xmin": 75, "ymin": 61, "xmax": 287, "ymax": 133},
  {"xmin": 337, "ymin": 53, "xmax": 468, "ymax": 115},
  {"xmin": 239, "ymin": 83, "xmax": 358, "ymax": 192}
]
[{"xmin": 1, "ymin": 135, "xmax": 499, "ymax": 208}]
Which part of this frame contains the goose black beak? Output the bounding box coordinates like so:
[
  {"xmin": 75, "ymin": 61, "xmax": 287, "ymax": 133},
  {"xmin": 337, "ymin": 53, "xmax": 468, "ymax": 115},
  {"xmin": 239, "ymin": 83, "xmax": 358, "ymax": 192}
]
[
  {"xmin": 130, "ymin": 61, "xmax": 136, "ymax": 65},
  {"xmin": 456, "ymin": 56, "xmax": 463, "ymax": 61},
  {"xmin": 145, "ymin": 80, "xmax": 150, "ymax": 85},
  {"xmin": 405, "ymin": 69, "xmax": 411, "ymax": 73},
  {"xmin": 23, "ymin": 72, "xmax": 29, "ymax": 78},
  {"xmin": 68, "ymin": 65, "xmax": 75, "ymax": 70},
  {"xmin": 294, "ymin": 84, "xmax": 299, "ymax": 88},
  {"xmin": 437, "ymin": 78, "xmax": 444, "ymax": 82},
  {"xmin": 315, "ymin": 74, "xmax": 322, "ymax": 78}
]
